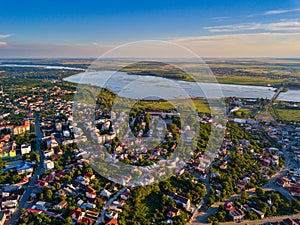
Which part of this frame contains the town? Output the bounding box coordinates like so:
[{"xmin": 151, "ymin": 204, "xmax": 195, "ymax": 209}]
[{"xmin": 0, "ymin": 75, "xmax": 298, "ymax": 225}]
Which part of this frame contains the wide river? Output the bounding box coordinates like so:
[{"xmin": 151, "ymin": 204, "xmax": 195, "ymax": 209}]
[
  {"xmin": 64, "ymin": 71, "xmax": 300, "ymax": 102},
  {"xmin": 1, "ymin": 64, "xmax": 298, "ymax": 102}
]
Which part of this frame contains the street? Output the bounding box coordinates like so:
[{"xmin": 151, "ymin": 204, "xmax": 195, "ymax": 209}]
[
  {"xmin": 95, "ymin": 187, "xmax": 127, "ymax": 225},
  {"xmin": 9, "ymin": 113, "xmax": 45, "ymax": 225}
]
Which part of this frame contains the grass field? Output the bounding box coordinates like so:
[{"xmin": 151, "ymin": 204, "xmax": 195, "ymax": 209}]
[
  {"xmin": 276, "ymin": 109, "xmax": 300, "ymax": 122},
  {"xmin": 270, "ymin": 102, "xmax": 300, "ymax": 122},
  {"xmin": 231, "ymin": 108, "xmax": 255, "ymax": 118},
  {"xmin": 119, "ymin": 98, "xmax": 211, "ymax": 114},
  {"xmin": 215, "ymin": 75, "xmax": 286, "ymax": 86}
]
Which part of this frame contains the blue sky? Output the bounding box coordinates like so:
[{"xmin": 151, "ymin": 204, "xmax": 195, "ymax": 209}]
[{"xmin": 1, "ymin": 0, "xmax": 300, "ymax": 57}]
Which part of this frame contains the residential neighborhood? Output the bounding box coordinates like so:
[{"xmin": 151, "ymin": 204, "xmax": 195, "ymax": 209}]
[{"xmin": 0, "ymin": 76, "xmax": 298, "ymax": 225}]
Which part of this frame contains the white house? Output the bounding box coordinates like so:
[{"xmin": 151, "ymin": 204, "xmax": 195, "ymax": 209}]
[
  {"xmin": 43, "ymin": 160, "xmax": 54, "ymax": 170},
  {"xmin": 21, "ymin": 144, "xmax": 31, "ymax": 155},
  {"xmin": 100, "ymin": 189, "xmax": 112, "ymax": 198}
]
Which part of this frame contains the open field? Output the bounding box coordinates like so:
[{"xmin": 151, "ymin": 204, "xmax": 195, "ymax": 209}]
[
  {"xmin": 270, "ymin": 101, "xmax": 300, "ymax": 122},
  {"xmin": 215, "ymin": 75, "xmax": 287, "ymax": 86},
  {"xmin": 275, "ymin": 109, "xmax": 300, "ymax": 122}
]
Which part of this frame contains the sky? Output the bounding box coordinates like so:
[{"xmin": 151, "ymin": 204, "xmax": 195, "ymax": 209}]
[{"xmin": 1, "ymin": 0, "xmax": 300, "ymax": 58}]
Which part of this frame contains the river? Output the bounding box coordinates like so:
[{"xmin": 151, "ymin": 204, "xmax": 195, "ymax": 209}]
[
  {"xmin": 1, "ymin": 63, "xmax": 299, "ymax": 102},
  {"xmin": 64, "ymin": 71, "xmax": 300, "ymax": 102}
]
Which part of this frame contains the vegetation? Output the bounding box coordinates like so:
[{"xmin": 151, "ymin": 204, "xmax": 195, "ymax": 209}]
[
  {"xmin": 18, "ymin": 212, "xmax": 63, "ymax": 225},
  {"xmin": 270, "ymin": 101, "xmax": 300, "ymax": 122},
  {"xmin": 119, "ymin": 172, "xmax": 205, "ymax": 225},
  {"xmin": 207, "ymin": 122, "xmax": 270, "ymax": 205}
]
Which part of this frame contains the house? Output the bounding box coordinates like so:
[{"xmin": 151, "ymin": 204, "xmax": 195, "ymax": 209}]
[
  {"xmin": 272, "ymin": 155, "xmax": 279, "ymax": 166},
  {"xmin": 120, "ymin": 189, "xmax": 131, "ymax": 200},
  {"xmin": 106, "ymin": 218, "xmax": 118, "ymax": 225},
  {"xmin": 289, "ymin": 186, "xmax": 300, "ymax": 197},
  {"xmin": 11, "ymin": 119, "xmax": 30, "ymax": 135},
  {"xmin": 1, "ymin": 195, "xmax": 19, "ymax": 208},
  {"xmin": 229, "ymin": 208, "xmax": 245, "ymax": 222},
  {"xmin": 69, "ymin": 208, "xmax": 84, "ymax": 221},
  {"xmin": 84, "ymin": 172, "xmax": 95, "ymax": 180},
  {"xmin": 100, "ymin": 189, "xmax": 112, "ymax": 198},
  {"xmin": 86, "ymin": 186, "xmax": 96, "ymax": 199},
  {"xmin": 44, "ymin": 160, "xmax": 54, "ymax": 170},
  {"xmin": 55, "ymin": 200, "xmax": 68, "ymax": 210},
  {"xmin": 251, "ymin": 207, "xmax": 265, "ymax": 219},
  {"xmin": 276, "ymin": 177, "xmax": 289, "ymax": 187},
  {"xmin": 237, "ymin": 180, "xmax": 246, "ymax": 190},
  {"xmin": 21, "ymin": 144, "xmax": 31, "ymax": 155},
  {"xmin": 82, "ymin": 203, "xmax": 96, "ymax": 209},
  {"xmin": 106, "ymin": 211, "xmax": 118, "ymax": 219},
  {"xmin": 0, "ymin": 210, "xmax": 11, "ymax": 220},
  {"xmin": 35, "ymin": 180, "xmax": 48, "ymax": 188},
  {"xmin": 46, "ymin": 136, "xmax": 58, "ymax": 149},
  {"xmin": 85, "ymin": 191, "xmax": 97, "ymax": 200},
  {"xmin": 167, "ymin": 191, "xmax": 191, "ymax": 211},
  {"xmin": 167, "ymin": 206, "xmax": 180, "ymax": 217},
  {"xmin": 15, "ymin": 177, "xmax": 29, "ymax": 186},
  {"xmin": 44, "ymin": 149, "xmax": 54, "ymax": 158},
  {"xmin": 225, "ymin": 202, "xmax": 235, "ymax": 212},
  {"xmin": 85, "ymin": 210, "xmax": 99, "ymax": 220},
  {"xmin": 35, "ymin": 201, "xmax": 46, "ymax": 210},
  {"xmin": 224, "ymin": 202, "xmax": 245, "ymax": 223},
  {"xmin": 283, "ymin": 218, "xmax": 299, "ymax": 225},
  {"xmin": 78, "ymin": 217, "xmax": 93, "ymax": 225},
  {"xmin": 0, "ymin": 141, "xmax": 17, "ymax": 158}
]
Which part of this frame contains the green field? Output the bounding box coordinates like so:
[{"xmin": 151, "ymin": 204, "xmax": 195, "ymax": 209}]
[
  {"xmin": 270, "ymin": 102, "xmax": 300, "ymax": 122},
  {"xmin": 215, "ymin": 75, "xmax": 286, "ymax": 86},
  {"xmin": 275, "ymin": 109, "xmax": 300, "ymax": 122}
]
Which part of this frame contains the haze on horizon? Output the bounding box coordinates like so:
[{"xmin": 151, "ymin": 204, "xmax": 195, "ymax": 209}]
[{"xmin": 1, "ymin": 0, "xmax": 300, "ymax": 58}]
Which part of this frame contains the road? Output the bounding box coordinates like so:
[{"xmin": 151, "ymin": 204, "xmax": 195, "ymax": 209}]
[
  {"xmin": 189, "ymin": 190, "xmax": 255, "ymax": 225},
  {"xmin": 9, "ymin": 113, "xmax": 45, "ymax": 225},
  {"xmin": 189, "ymin": 158, "xmax": 294, "ymax": 225},
  {"xmin": 189, "ymin": 87, "xmax": 297, "ymax": 224},
  {"xmin": 257, "ymin": 87, "xmax": 282, "ymax": 121},
  {"xmin": 95, "ymin": 187, "xmax": 127, "ymax": 225},
  {"xmin": 220, "ymin": 214, "xmax": 300, "ymax": 225}
]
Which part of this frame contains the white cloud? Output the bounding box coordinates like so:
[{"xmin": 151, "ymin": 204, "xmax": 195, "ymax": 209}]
[
  {"xmin": 264, "ymin": 8, "xmax": 300, "ymax": 15},
  {"xmin": 205, "ymin": 20, "xmax": 300, "ymax": 32},
  {"xmin": 0, "ymin": 34, "xmax": 12, "ymax": 47},
  {"xmin": 210, "ymin": 16, "xmax": 230, "ymax": 21},
  {"xmin": 0, "ymin": 34, "xmax": 12, "ymax": 39}
]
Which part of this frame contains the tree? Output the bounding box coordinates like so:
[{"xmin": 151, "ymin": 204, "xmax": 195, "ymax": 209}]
[
  {"xmin": 63, "ymin": 217, "xmax": 73, "ymax": 225},
  {"xmin": 255, "ymin": 188, "xmax": 265, "ymax": 198},
  {"xmin": 54, "ymin": 182, "xmax": 61, "ymax": 190},
  {"xmin": 212, "ymin": 220, "xmax": 220, "ymax": 225},
  {"xmin": 241, "ymin": 191, "xmax": 249, "ymax": 200},
  {"xmin": 20, "ymin": 208, "xmax": 26, "ymax": 215},
  {"xmin": 45, "ymin": 189, "xmax": 53, "ymax": 200},
  {"xmin": 39, "ymin": 193, "xmax": 44, "ymax": 200}
]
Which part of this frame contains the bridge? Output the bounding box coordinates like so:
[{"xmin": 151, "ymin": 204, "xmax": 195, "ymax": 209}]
[{"xmin": 256, "ymin": 87, "xmax": 283, "ymax": 121}]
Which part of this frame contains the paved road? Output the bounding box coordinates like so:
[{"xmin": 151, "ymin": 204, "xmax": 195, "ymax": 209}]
[
  {"xmin": 95, "ymin": 187, "xmax": 127, "ymax": 225},
  {"xmin": 189, "ymin": 190, "xmax": 256, "ymax": 225},
  {"xmin": 9, "ymin": 113, "xmax": 45, "ymax": 225},
  {"xmin": 189, "ymin": 164, "xmax": 293, "ymax": 224},
  {"xmin": 220, "ymin": 214, "xmax": 300, "ymax": 225},
  {"xmin": 257, "ymin": 87, "xmax": 282, "ymax": 121},
  {"xmin": 189, "ymin": 97, "xmax": 297, "ymax": 224}
]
